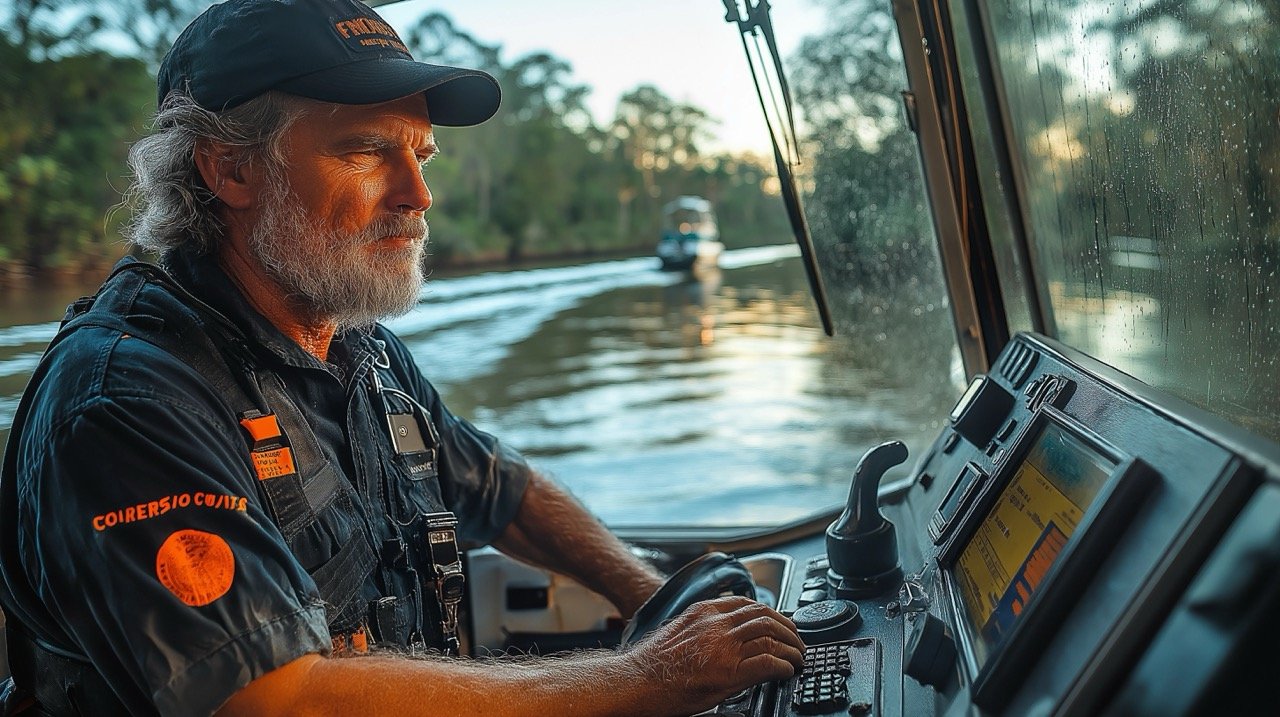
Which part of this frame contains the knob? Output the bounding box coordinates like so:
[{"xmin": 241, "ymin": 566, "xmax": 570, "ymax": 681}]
[
  {"xmin": 792, "ymin": 599, "xmax": 862, "ymax": 645},
  {"xmin": 826, "ymin": 441, "xmax": 907, "ymax": 598},
  {"xmin": 903, "ymin": 612, "xmax": 957, "ymax": 689}
]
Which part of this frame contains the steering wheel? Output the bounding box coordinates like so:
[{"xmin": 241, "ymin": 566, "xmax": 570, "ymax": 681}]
[{"xmin": 620, "ymin": 551, "xmax": 757, "ymax": 646}]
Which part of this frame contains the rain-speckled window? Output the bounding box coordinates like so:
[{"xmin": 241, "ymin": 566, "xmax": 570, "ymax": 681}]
[
  {"xmin": 980, "ymin": 0, "xmax": 1279, "ymax": 439},
  {"xmin": 792, "ymin": 0, "xmax": 966, "ymax": 471}
]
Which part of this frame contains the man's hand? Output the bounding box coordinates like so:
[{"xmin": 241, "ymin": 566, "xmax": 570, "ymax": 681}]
[{"xmin": 627, "ymin": 596, "xmax": 805, "ymax": 714}]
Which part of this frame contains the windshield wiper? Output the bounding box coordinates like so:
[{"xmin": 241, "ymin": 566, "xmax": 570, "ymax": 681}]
[{"xmin": 722, "ymin": 0, "xmax": 835, "ymax": 336}]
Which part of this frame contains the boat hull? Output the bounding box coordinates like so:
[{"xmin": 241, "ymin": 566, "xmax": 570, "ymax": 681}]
[{"xmin": 656, "ymin": 238, "xmax": 724, "ymax": 272}]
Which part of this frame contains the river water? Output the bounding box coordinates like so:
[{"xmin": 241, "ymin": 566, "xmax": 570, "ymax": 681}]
[{"xmin": 0, "ymin": 245, "xmax": 955, "ymax": 527}]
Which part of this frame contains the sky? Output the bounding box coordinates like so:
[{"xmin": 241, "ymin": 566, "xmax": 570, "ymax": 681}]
[{"xmin": 375, "ymin": 0, "xmax": 828, "ymax": 155}]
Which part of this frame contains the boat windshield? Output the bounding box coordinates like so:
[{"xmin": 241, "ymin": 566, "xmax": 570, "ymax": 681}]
[
  {"xmin": 791, "ymin": 0, "xmax": 968, "ymax": 490},
  {"xmin": 662, "ymin": 198, "xmax": 716, "ymax": 234},
  {"xmin": 958, "ymin": 0, "xmax": 1278, "ymax": 440}
]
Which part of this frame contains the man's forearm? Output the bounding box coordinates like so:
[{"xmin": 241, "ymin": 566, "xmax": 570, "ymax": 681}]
[
  {"xmin": 494, "ymin": 473, "xmax": 665, "ymax": 617},
  {"xmin": 218, "ymin": 597, "xmax": 805, "ymax": 717},
  {"xmin": 219, "ymin": 650, "xmax": 656, "ymax": 717}
]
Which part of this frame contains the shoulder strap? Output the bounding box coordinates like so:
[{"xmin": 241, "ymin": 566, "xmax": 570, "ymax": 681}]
[
  {"xmin": 81, "ymin": 262, "xmax": 373, "ymax": 612},
  {"xmin": 57, "ymin": 258, "xmax": 270, "ymax": 414}
]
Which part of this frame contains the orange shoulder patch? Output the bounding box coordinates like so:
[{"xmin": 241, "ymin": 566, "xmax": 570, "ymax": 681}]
[{"xmin": 155, "ymin": 529, "xmax": 235, "ymax": 607}]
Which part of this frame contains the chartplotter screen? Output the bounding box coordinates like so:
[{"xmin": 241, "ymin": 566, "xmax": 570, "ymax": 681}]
[{"xmin": 954, "ymin": 420, "xmax": 1115, "ymax": 666}]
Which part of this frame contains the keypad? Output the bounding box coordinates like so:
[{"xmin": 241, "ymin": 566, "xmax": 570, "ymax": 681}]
[{"xmin": 792, "ymin": 643, "xmax": 853, "ymax": 715}]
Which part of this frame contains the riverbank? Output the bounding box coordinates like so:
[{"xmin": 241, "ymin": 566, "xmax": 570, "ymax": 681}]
[
  {"xmin": 0, "ymin": 256, "xmax": 122, "ymax": 292},
  {"xmin": 0, "ymin": 244, "xmax": 654, "ymax": 292},
  {"xmin": 426, "ymin": 243, "xmax": 654, "ymax": 276},
  {"xmin": 0, "ymin": 235, "xmax": 792, "ymax": 290}
]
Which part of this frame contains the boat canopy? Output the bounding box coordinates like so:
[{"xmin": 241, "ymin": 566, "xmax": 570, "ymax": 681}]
[{"xmin": 661, "ymin": 196, "xmax": 718, "ymax": 238}]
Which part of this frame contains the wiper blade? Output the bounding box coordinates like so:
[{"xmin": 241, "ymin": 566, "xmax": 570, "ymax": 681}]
[{"xmin": 723, "ymin": 0, "xmax": 835, "ymax": 336}]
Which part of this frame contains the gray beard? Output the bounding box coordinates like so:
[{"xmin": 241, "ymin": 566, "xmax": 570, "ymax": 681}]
[{"xmin": 247, "ymin": 177, "xmax": 428, "ymax": 331}]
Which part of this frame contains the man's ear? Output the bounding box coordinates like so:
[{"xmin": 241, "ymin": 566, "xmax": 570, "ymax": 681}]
[{"xmin": 194, "ymin": 140, "xmax": 257, "ymax": 210}]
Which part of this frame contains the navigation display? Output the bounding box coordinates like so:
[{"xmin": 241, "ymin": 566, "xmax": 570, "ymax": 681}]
[{"xmin": 954, "ymin": 419, "xmax": 1115, "ymax": 666}]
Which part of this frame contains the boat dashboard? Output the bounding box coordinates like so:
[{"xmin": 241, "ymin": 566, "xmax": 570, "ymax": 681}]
[
  {"xmin": 36, "ymin": 324, "xmax": 1271, "ymax": 715},
  {"xmin": 630, "ymin": 331, "xmax": 1280, "ymax": 716}
]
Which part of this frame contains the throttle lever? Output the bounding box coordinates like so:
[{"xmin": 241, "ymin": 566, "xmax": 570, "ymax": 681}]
[{"xmin": 825, "ymin": 441, "xmax": 908, "ymax": 598}]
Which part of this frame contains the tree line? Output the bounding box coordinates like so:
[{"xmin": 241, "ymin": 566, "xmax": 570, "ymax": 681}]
[{"xmin": 0, "ymin": 1, "xmax": 791, "ymax": 276}]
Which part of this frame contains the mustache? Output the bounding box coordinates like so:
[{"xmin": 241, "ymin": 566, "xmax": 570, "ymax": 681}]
[{"xmin": 363, "ymin": 215, "xmax": 428, "ymax": 243}]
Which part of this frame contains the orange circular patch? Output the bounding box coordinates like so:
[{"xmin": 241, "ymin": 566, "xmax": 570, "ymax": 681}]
[{"xmin": 155, "ymin": 529, "xmax": 235, "ymax": 607}]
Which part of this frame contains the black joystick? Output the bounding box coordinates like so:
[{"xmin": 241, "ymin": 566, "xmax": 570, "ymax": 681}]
[{"xmin": 826, "ymin": 441, "xmax": 908, "ymax": 599}]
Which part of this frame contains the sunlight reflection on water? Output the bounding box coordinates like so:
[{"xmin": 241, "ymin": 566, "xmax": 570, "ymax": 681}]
[{"xmin": 0, "ymin": 245, "xmax": 951, "ymax": 527}]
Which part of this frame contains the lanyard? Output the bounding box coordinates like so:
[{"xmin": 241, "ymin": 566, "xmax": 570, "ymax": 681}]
[
  {"xmin": 367, "ymin": 348, "xmax": 464, "ymax": 654},
  {"xmin": 369, "ymin": 348, "xmax": 439, "ymax": 478}
]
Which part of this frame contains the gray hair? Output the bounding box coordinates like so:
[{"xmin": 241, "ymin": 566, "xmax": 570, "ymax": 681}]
[{"xmin": 122, "ymin": 91, "xmax": 310, "ymax": 255}]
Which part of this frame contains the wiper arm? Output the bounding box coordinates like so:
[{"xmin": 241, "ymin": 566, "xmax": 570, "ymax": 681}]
[{"xmin": 723, "ymin": 0, "xmax": 835, "ymax": 336}]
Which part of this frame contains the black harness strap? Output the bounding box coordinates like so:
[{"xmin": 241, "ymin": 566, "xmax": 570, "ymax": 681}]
[
  {"xmin": 252, "ymin": 372, "xmax": 347, "ymax": 538},
  {"xmin": 85, "ymin": 263, "xmax": 372, "ymax": 608}
]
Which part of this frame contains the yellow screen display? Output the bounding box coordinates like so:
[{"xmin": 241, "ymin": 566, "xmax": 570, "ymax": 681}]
[{"xmin": 954, "ymin": 421, "xmax": 1113, "ymax": 665}]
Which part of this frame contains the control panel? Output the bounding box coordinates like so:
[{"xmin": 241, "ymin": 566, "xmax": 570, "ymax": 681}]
[{"xmin": 707, "ymin": 332, "xmax": 1280, "ymax": 716}]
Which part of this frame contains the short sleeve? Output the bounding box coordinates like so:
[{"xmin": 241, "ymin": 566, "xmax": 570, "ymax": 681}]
[
  {"xmin": 11, "ymin": 337, "xmax": 329, "ymax": 716},
  {"xmin": 376, "ymin": 328, "xmax": 532, "ymax": 545}
]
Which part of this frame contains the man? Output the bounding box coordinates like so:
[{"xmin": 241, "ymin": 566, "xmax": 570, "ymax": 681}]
[{"xmin": 0, "ymin": 0, "xmax": 804, "ymax": 715}]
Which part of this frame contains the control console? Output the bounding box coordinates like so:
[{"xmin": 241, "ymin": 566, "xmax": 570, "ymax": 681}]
[{"xmin": 702, "ymin": 332, "xmax": 1280, "ymax": 717}]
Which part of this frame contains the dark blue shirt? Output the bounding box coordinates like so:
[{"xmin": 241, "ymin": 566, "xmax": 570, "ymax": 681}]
[{"xmin": 0, "ymin": 251, "xmax": 532, "ymax": 715}]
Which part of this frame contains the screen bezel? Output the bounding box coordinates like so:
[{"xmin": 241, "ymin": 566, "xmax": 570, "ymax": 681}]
[{"xmin": 935, "ymin": 406, "xmax": 1153, "ymax": 710}]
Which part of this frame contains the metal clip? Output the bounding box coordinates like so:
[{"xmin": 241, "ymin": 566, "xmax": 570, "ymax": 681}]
[
  {"xmin": 423, "ymin": 512, "xmax": 465, "ymax": 655},
  {"xmin": 886, "ymin": 576, "xmax": 931, "ymax": 619}
]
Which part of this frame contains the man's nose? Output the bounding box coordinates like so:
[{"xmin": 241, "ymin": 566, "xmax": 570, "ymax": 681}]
[{"xmin": 391, "ymin": 157, "xmax": 432, "ymax": 214}]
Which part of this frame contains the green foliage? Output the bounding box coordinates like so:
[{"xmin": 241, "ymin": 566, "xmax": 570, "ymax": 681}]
[
  {"xmin": 0, "ymin": 6, "xmax": 791, "ymax": 273},
  {"xmin": 0, "ymin": 34, "xmax": 153, "ymax": 270},
  {"xmin": 978, "ymin": 0, "xmax": 1279, "ymax": 290},
  {"xmin": 1108, "ymin": 0, "xmax": 1280, "ymax": 257},
  {"xmin": 402, "ymin": 12, "xmax": 790, "ymax": 262},
  {"xmin": 790, "ymin": 0, "xmax": 943, "ymax": 297}
]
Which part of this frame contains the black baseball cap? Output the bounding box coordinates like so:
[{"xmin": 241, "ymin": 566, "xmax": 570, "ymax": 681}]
[{"xmin": 157, "ymin": 0, "xmax": 501, "ymax": 126}]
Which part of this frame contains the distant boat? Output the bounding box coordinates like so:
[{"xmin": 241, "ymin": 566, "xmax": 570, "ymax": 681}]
[{"xmin": 656, "ymin": 196, "xmax": 723, "ymax": 272}]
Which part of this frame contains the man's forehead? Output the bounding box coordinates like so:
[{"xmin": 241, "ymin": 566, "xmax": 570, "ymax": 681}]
[
  {"xmin": 317, "ymin": 94, "xmax": 432, "ymax": 124},
  {"xmin": 297, "ymin": 96, "xmax": 436, "ymax": 147}
]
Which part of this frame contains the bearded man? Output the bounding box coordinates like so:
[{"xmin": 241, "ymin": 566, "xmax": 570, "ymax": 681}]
[{"xmin": 0, "ymin": 1, "xmax": 803, "ymax": 715}]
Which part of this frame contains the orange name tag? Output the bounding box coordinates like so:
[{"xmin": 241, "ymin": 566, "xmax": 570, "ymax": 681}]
[{"xmin": 250, "ymin": 447, "xmax": 296, "ymax": 480}]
